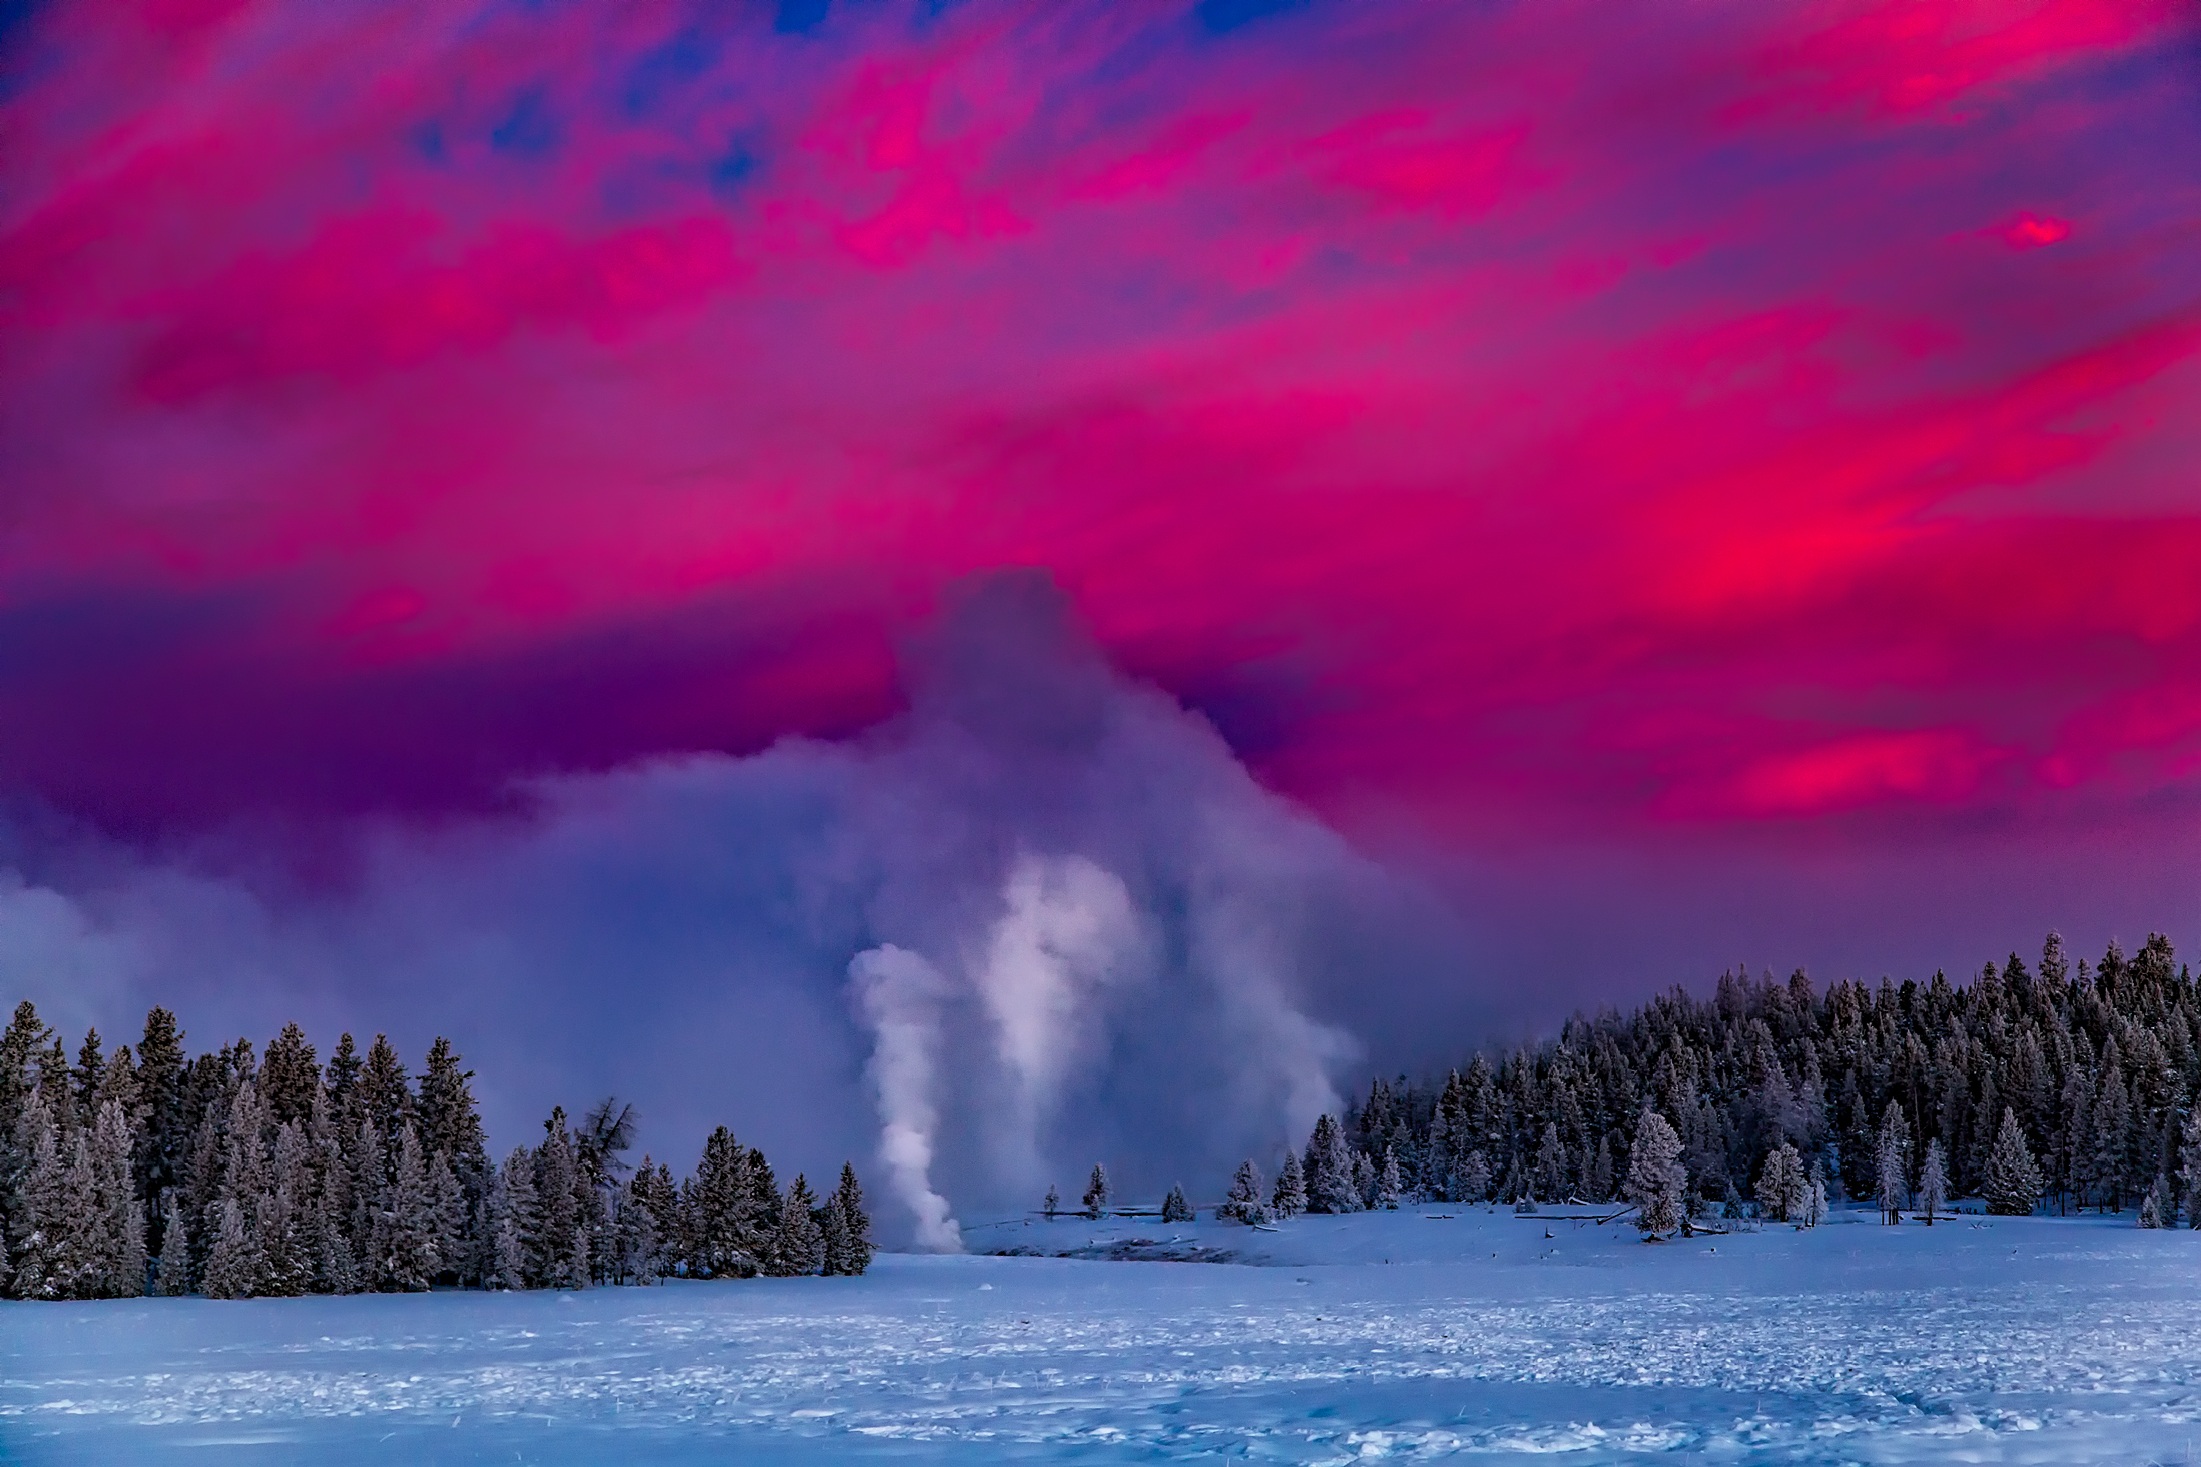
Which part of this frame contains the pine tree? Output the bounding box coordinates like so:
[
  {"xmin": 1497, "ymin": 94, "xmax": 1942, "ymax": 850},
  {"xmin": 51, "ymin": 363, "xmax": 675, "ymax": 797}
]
[
  {"xmin": 688, "ymin": 1126, "xmax": 758, "ymax": 1278},
  {"xmin": 358, "ymin": 1036, "xmax": 413, "ymax": 1145},
  {"xmin": 325, "ymin": 1033, "xmax": 362, "ymax": 1117},
  {"xmin": 346, "ymin": 1116, "xmax": 386, "ymax": 1274},
  {"xmin": 831, "ymin": 1162, "xmax": 872, "ymax": 1275},
  {"xmin": 533, "ymin": 1111, "xmax": 587, "ymax": 1290},
  {"xmin": 88, "ymin": 1099, "xmax": 146, "ymax": 1297},
  {"xmin": 10, "ymin": 1094, "xmax": 67, "ymax": 1298},
  {"xmin": 2, "ymin": 1002, "xmax": 56, "ymax": 1289},
  {"xmin": 416, "ymin": 1039, "xmax": 490, "ymax": 1203},
  {"xmin": 1082, "ymin": 1163, "xmax": 1111, "ymax": 1220},
  {"xmin": 2140, "ymin": 1175, "xmax": 2170, "ymax": 1228},
  {"xmin": 624, "ymin": 1158, "xmax": 681, "ymax": 1282},
  {"xmin": 1983, "ymin": 1108, "xmax": 2043, "ymax": 1217},
  {"xmin": 2179, "ymin": 1109, "xmax": 2201, "ymax": 1229},
  {"xmin": 199, "ymin": 1197, "xmax": 258, "ymax": 1300},
  {"xmin": 1875, "ymin": 1107, "xmax": 1911, "ymax": 1224},
  {"xmin": 1755, "ymin": 1142, "xmax": 1805, "ymax": 1223},
  {"xmin": 818, "ymin": 1189, "xmax": 852, "ymax": 1278},
  {"xmin": 1303, "ymin": 1115, "xmax": 1358, "ymax": 1214},
  {"xmin": 1271, "ymin": 1150, "xmax": 1307, "ymax": 1219},
  {"xmin": 1918, "ymin": 1138, "xmax": 1949, "ymax": 1226},
  {"xmin": 614, "ymin": 1184, "xmax": 662, "ymax": 1284},
  {"xmin": 1626, "ymin": 1110, "xmax": 1685, "ymax": 1238},
  {"xmin": 1224, "ymin": 1159, "xmax": 1266, "ymax": 1223},
  {"xmin": 260, "ymin": 1121, "xmax": 312, "ymax": 1296},
  {"xmin": 307, "ymin": 1089, "xmax": 359, "ymax": 1294},
  {"xmin": 488, "ymin": 1147, "xmax": 538, "ymax": 1290},
  {"xmin": 767, "ymin": 1175, "xmax": 824, "ymax": 1277},
  {"xmin": 156, "ymin": 1191, "xmax": 192, "ymax": 1295},
  {"xmin": 741, "ymin": 1147, "xmax": 780, "ymax": 1260},
  {"xmin": 1587, "ymin": 1135, "xmax": 1616, "ymax": 1203},
  {"xmin": 51, "ymin": 1138, "xmax": 107, "ymax": 1299},
  {"xmin": 1532, "ymin": 1124, "xmax": 1566, "ymax": 1203},
  {"xmin": 1456, "ymin": 1149, "xmax": 1491, "ymax": 1205},
  {"xmin": 136, "ymin": 1008, "xmax": 186, "ymax": 1236},
  {"xmin": 373, "ymin": 1123, "xmax": 437, "ymax": 1291},
  {"xmin": 1376, "ymin": 1149, "xmax": 1403, "ymax": 1210},
  {"xmin": 427, "ymin": 1150, "xmax": 466, "ymax": 1286},
  {"xmin": 2090, "ymin": 1047, "xmax": 2133, "ymax": 1211},
  {"xmin": 1042, "ymin": 1184, "xmax": 1060, "ymax": 1218},
  {"xmin": 259, "ymin": 1023, "xmax": 320, "ymax": 1130},
  {"xmin": 95, "ymin": 1042, "xmax": 140, "ymax": 1122},
  {"xmin": 1161, "ymin": 1183, "xmax": 1194, "ymax": 1223}
]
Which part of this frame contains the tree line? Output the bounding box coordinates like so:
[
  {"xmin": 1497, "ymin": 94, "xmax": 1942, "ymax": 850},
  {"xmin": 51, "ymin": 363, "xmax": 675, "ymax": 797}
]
[
  {"xmin": 0, "ymin": 1003, "xmax": 871, "ymax": 1300},
  {"xmin": 1215, "ymin": 932, "xmax": 2201, "ymax": 1233}
]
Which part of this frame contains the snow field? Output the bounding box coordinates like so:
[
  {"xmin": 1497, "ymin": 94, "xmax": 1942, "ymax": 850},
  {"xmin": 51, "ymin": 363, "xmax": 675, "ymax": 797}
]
[{"xmin": 8, "ymin": 1205, "xmax": 2201, "ymax": 1464}]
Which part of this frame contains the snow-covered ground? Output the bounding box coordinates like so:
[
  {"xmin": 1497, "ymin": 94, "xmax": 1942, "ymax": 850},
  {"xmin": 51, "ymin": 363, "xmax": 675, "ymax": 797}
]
[{"xmin": 9, "ymin": 1204, "xmax": 2201, "ymax": 1464}]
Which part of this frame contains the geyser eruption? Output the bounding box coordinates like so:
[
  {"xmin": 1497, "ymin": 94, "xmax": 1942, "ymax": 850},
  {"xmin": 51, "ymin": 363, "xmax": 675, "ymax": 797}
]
[
  {"xmin": 3, "ymin": 571, "xmax": 1466, "ymax": 1247},
  {"xmin": 850, "ymin": 851, "xmax": 1145, "ymax": 1249},
  {"xmin": 838, "ymin": 574, "xmax": 1363, "ymax": 1241},
  {"xmin": 972, "ymin": 853, "xmax": 1141, "ymax": 1182},
  {"xmin": 849, "ymin": 944, "xmax": 962, "ymax": 1251}
]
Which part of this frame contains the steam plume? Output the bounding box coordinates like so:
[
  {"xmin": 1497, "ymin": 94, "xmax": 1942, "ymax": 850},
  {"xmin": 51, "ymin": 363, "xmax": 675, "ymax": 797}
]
[
  {"xmin": 971, "ymin": 853, "xmax": 1140, "ymax": 1182},
  {"xmin": 848, "ymin": 944, "xmax": 961, "ymax": 1251},
  {"xmin": 0, "ymin": 573, "xmax": 1456, "ymax": 1242}
]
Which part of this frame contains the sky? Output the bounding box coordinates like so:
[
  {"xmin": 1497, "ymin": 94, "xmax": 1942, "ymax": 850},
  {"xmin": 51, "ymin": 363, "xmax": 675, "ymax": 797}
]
[{"xmin": 2, "ymin": 0, "xmax": 2199, "ymax": 1213}]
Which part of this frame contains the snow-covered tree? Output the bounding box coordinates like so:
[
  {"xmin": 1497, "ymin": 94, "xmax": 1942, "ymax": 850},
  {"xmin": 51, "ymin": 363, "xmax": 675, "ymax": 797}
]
[
  {"xmin": 1755, "ymin": 1142, "xmax": 1806, "ymax": 1223},
  {"xmin": 533, "ymin": 1112, "xmax": 587, "ymax": 1290},
  {"xmin": 345, "ymin": 1116, "xmax": 386, "ymax": 1276},
  {"xmin": 1455, "ymin": 1149, "xmax": 1491, "ymax": 1206},
  {"xmin": 767, "ymin": 1175, "xmax": 823, "ymax": 1277},
  {"xmin": 156, "ymin": 1192, "xmax": 191, "ymax": 1295},
  {"xmin": 2179, "ymin": 1109, "xmax": 2201, "ymax": 1229},
  {"xmin": 486, "ymin": 1147, "xmax": 537, "ymax": 1290},
  {"xmin": 1587, "ymin": 1136, "xmax": 1616, "ymax": 1203},
  {"xmin": 10, "ymin": 1095, "xmax": 69, "ymax": 1299},
  {"xmin": 308, "ymin": 1092, "xmax": 359, "ymax": 1294},
  {"xmin": 1303, "ymin": 1115, "xmax": 1358, "ymax": 1214},
  {"xmin": 1376, "ymin": 1149, "xmax": 1403, "ymax": 1210},
  {"xmin": 1918, "ymin": 1138, "xmax": 1949, "ymax": 1226},
  {"xmin": 2140, "ymin": 1175, "xmax": 2170, "ymax": 1229},
  {"xmin": 1042, "ymin": 1184, "xmax": 1060, "ymax": 1218},
  {"xmin": 1082, "ymin": 1163, "xmax": 1111, "ymax": 1220},
  {"xmin": 613, "ymin": 1187, "xmax": 661, "ymax": 1284},
  {"xmin": 828, "ymin": 1162, "xmax": 871, "ymax": 1276},
  {"xmin": 1532, "ymin": 1124, "xmax": 1566, "ymax": 1203},
  {"xmin": 1223, "ymin": 1159, "xmax": 1266, "ymax": 1223},
  {"xmin": 686, "ymin": 1126, "xmax": 760, "ymax": 1278},
  {"xmin": 1982, "ymin": 1108, "xmax": 2043, "ymax": 1217},
  {"xmin": 1271, "ymin": 1151, "xmax": 1306, "ymax": 1219},
  {"xmin": 199, "ymin": 1198, "xmax": 260, "ymax": 1300},
  {"xmin": 1625, "ymin": 1110, "xmax": 1685, "ymax": 1238},
  {"xmin": 374, "ymin": 1122, "xmax": 437, "ymax": 1292},
  {"xmin": 260, "ymin": 1120, "xmax": 311, "ymax": 1296},
  {"xmin": 1874, "ymin": 1107, "xmax": 1910, "ymax": 1224},
  {"xmin": 259, "ymin": 1023, "xmax": 320, "ymax": 1130},
  {"xmin": 1161, "ymin": 1183, "xmax": 1194, "ymax": 1223},
  {"xmin": 416, "ymin": 1038, "xmax": 490, "ymax": 1220},
  {"xmin": 80, "ymin": 1098, "xmax": 145, "ymax": 1298}
]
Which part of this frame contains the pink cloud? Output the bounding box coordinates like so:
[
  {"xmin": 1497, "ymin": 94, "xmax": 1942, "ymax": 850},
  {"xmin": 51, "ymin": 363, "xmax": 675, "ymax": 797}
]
[
  {"xmin": 1996, "ymin": 212, "xmax": 2072, "ymax": 248},
  {"xmin": 0, "ymin": 0, "xmax": 2194, "ymax": 858}
]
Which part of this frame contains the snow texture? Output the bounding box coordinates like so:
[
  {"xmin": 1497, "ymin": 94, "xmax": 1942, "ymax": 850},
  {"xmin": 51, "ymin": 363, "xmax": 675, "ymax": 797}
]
[{"xmin": 8, "ymin": 1206, "xmax": 2201, "ymax": 1463}]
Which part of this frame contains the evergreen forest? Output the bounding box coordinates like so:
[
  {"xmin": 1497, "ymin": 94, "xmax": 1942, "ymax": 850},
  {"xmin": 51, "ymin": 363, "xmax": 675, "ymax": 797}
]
[
  {"xmin": 0, "ymin": 1006, "xmax": 871, "ymax": 1301},
  {"xmin": 1230, "ymin": 932, "xmax": 2201, "ymax": 1233}
]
